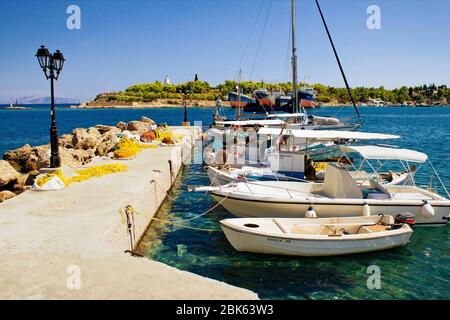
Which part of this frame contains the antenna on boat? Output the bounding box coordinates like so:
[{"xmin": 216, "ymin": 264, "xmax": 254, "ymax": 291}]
[
  {"xmin": 291, "ymin": 0, "xmax": 298, "ymax": 114},
  {"xmin": 314, "ymin": 0, "xmax": 361, "ymax": 121}
]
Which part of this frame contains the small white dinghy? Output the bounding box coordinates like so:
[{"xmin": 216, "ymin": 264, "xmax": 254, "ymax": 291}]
[{"xmin": 220, "ymin": 215, "xmax": 413, "ymax": 257}]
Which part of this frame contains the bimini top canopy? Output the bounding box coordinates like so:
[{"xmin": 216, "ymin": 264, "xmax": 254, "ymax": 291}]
[
  {"xmin": 266, "ymin": 113, "xmax": 306, "ymax": 118},
  {"xmin": 215, "ymin": 119, "xmax": 285, "ymax": 126},
  {"xmin": 257, "ymin": 127, "xmax": 400, "ymax": 141},
  {"xmin": 340, "ymin": 145, "xmax": 428, "ymax": 163}
]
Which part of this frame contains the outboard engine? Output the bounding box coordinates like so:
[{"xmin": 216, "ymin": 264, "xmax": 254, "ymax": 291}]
[{"xmin": 395, "ymin": 212, "xmax": 416, "ymax": 225}]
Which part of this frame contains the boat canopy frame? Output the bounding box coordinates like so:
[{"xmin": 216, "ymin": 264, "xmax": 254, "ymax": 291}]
[{"xmin": 337, "ymin": 145, "xmax": 449, "ymax": 197}]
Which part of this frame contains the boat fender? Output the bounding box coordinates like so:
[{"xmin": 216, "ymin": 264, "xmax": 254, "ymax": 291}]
[
  {"xmin": 421, "ymin": 200, "xmax": 435, "ymax": 219},
  {"xmin": 362, "ymin": 203, "xmax": 371, "ymax": 217},
  {"xmin": 305, "ymin": 206, "xmax": 317, "ymax": 218}
]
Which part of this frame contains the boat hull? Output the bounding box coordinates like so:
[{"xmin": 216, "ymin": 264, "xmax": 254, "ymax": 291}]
[
  {"xmin": 228, "ymin": 92, "xmax": 255, "ymax": 108},
  {"xmin": 221, "ymin": 221, "xmax": 412, "ymax": 256},
  {"xmin": 212, "ymin": 192, "xmax": 450, "ymax": 226}
]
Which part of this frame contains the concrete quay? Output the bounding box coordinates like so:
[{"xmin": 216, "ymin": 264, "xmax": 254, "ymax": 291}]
[{"xmin": 0, "ymin": 126, "xmax": 258, "ymax": 300}]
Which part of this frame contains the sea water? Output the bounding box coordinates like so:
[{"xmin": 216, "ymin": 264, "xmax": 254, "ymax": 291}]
[{"xmin": 1, "ymin": 105, "xmax": 449, "ymax": 299}]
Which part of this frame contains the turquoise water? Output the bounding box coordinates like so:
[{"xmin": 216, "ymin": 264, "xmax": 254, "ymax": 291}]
[
  {"xmin": 1, "ymin": 105, "xmax": 449, "ymax": 299},
  {"xmin": 140, "ymin": 106, "xmax": 450, "ymax": 300}
]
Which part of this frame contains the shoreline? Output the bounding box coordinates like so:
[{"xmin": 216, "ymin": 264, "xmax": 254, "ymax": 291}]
[{"xmin": 72, "ymin": 99, "xmax": 232, "ymax": 109}]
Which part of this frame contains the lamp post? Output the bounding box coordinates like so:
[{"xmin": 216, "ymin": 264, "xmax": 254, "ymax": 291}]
[
  {"xmin": 179, "ymin": 88, "xmax": 190, "ymax": 127},
  {"xmin": 35, "ymin": 45, "xmax": 65, "ymax": 168}
]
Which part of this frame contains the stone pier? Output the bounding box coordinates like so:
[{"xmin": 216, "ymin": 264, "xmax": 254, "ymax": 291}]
[{"xmin": 0, "ymin": 126, "xmax": 258, "ymax": 300}]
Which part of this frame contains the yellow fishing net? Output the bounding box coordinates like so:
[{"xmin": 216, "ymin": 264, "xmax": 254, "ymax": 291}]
[
  {"xmin": 36, "ymin": 164, "xmax": 128, "ymax": 187},
  {"xmin": 113, "ymin": 137, "xmax": 158, "ymax": 159}
]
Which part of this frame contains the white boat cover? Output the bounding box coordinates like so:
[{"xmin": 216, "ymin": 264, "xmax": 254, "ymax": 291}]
[
  {"xmin": 216, "ymin": 119, "xmax": 285, "ymax": 126},
  {"xmin": 257, "ymin": 127, "xmax": 400, "ymax": 140},
  {"xmin": 340, "ymin": 145, "xmax": 428, "ymax": 163},
  {"xmin": 266, "ymin": 113, "xmax": 306, "ymax": 118}
]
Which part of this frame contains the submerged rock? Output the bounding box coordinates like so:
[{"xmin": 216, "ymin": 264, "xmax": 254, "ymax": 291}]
[{"xmin": 176, "ymin": 244, "xmax": 188, "ymax": 257}]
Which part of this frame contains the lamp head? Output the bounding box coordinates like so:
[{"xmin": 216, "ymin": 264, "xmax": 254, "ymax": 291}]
[{"xmin": 35, "ymin": 45, "xmax": 51, "ymax": 70}]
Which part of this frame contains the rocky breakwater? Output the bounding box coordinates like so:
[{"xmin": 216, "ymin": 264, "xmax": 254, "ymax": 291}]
[{"xmin": 0, "ymin": 116, "xmax": 167, "ymax": 203}]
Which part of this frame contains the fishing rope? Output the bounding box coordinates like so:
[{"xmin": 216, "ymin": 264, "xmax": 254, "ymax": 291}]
[
  {"xmin": 120, "ymin": 204, "xmax": 223, "ymax": 234},
  {"xmin": 183, "ymin": 192, "xmax": 230, "ymax": 222},
  {"xmin": 150, "ymin": 217, "xmax": 222, "ymax": 233}
]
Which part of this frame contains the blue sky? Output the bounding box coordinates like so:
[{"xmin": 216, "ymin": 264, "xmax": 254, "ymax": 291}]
[{"xmin": 0, "ymin": 0, "xmax": 449, "ymax": 101}]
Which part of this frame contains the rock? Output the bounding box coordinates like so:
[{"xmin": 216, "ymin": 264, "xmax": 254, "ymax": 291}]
[
  {"xmin": 116, "ymin": 121, "xmax": 127, "ymax": 131},
  {"xmin": 33, "ymin": 145, "xmax": 80, "ymax": 168},
  {"xmin": 59, "ymin": 147, "xmax": 81, "ymax": 168},
  {"xmin": 3, "ymin": 144, "xmax": 32, "ymax": 171},
  {"xmin": 95, "ymin": 125, "xmax": 121, "ymax": 135},
  {"xmin": 12, "ymin": 174, "xmax": 28, "ymax": 193},
  {"xmin": 32, "ymin": 145, "xmax": 51, "ymax": 168},
  {"xmin": 141, "ymin": 116, "xmax": 156, "ymax": 124},
  {"xmin": 126, "ymin": 121, "xmax": 149, "ymax": 134},
  {"xmin": 68, "ymin": 148, "xmax": 95, "ymax": 164},
  {"xmin": 95, "ymin": 132, "xmax": 120, "ymax": 156},
  {"xmin": 0, "ymin": 190, "xmax": 16, "ymax": 203},
  {"xmin": 25, "ymin": 170, "xmax": 40, "ymax": 186},
  {"xmin": 0, "ymin": 160, "xmax": 21, "ymax": 188},
  {"xmin": 21, "ymin": 153, "xmax": 40, "ymax": 172},
  {"xmin": 59, "ymin": 134, "xmax": 74, "ymax": 148},
  {"xmin": 72, "ymin": 127, "xmax": 101, "ymax": 150}
]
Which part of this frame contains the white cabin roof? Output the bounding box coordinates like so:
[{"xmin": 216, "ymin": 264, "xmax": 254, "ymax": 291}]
[
  {"xmin": 266, "ymin": 113, "xmax": 306, "ymax": 118},
  {"xmin": 215, "ymin": 119, "xmax": 285, "ymax": 126},
  {"xmin": 257, "ymin": 128, "xmax": 400, "ymax": 140},
  {"xmin": 340, "ymin": 145, "xmax": 428, "ymax": 163}
]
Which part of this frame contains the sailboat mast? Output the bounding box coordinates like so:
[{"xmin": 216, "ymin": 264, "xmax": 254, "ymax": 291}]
[
  {"xmin": 291, "ymin": 0, "xmax": 298, "ymax": 113},
  {"xmin": 237, "ymin": 69, "xmax": 243, "ymax": 120}
]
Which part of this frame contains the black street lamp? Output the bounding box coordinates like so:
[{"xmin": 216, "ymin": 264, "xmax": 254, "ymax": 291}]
[
  {"xmin": 179, "ymin": 87, "xmax": 190, "ymax": 126},
  {"xmin": 35, "ymin": 45, "xmax": 65, "ymax": 168}
]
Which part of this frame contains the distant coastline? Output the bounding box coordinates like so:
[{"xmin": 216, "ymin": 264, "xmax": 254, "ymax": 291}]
[
  {"xmin": 80, "ymin": 80, "xmax": 449, "ymax": 109},
  {"xmin": 71, "ymin": 99, "xmax": 232, "ymax": 109}
]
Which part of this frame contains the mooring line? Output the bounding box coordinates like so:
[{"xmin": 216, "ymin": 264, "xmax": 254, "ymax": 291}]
[{"xmin": 150, "ymin": 217, "xmax": 222, "ymax": 233}]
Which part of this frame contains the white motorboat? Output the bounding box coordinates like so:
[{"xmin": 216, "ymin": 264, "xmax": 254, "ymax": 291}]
[
  {"xmin": 207, "ymin": 165, "xmax": 294, "ymax": 185},
  {"xmin": 210, "ymin": 159, "xmax": 450, "ymax": 226},
  {"xmin": 220, "ymin": 215, "xmax": 413, "ymax": 257}
]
